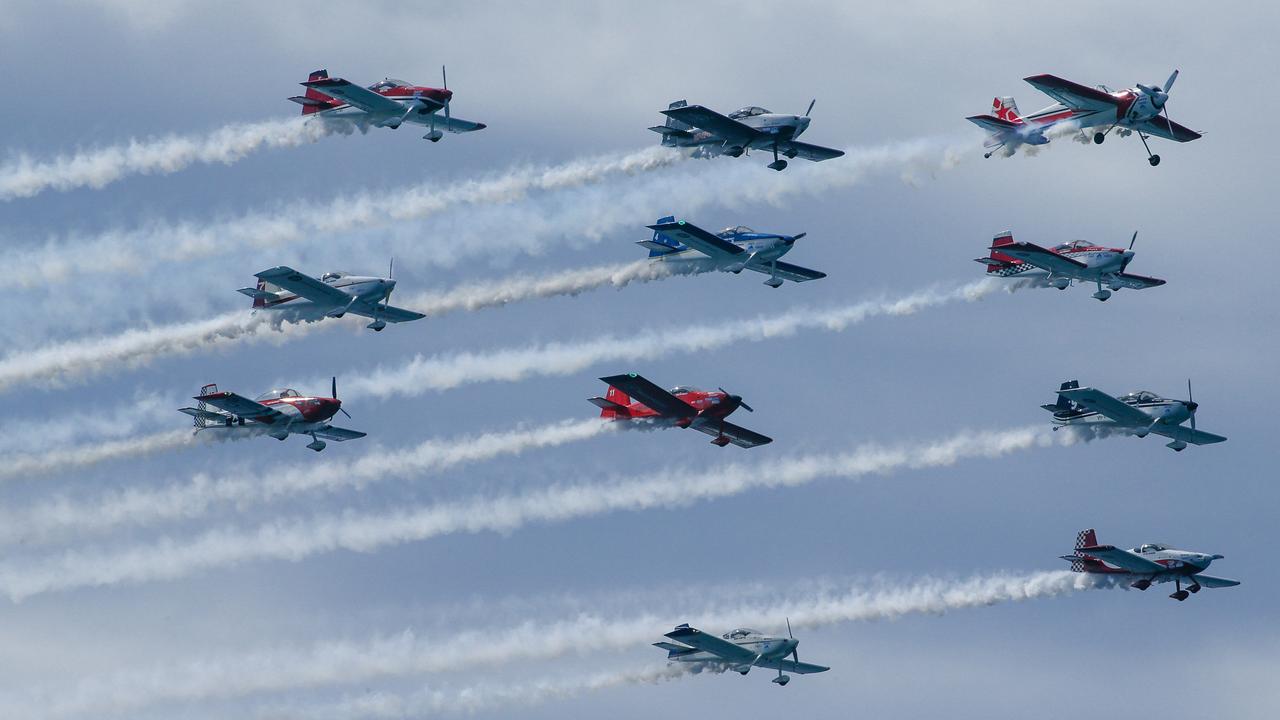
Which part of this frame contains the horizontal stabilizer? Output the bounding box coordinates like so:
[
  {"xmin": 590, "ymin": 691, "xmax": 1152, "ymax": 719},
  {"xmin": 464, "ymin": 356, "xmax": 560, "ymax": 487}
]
[
  {"xmin": 588, "ymin": 396, "xmax": 628, "ymax": 411},
  {"xmin": 648, "ymin": 125, "xmax": 694, "ymax": 138},
  {"xmin": 652, "ymin": 641, "xmax": 700, "ymax": 659},
  {"xmin": 974, "ymin": 257, "xmax": 1014, "ymax": 267},
  {"xmin": 236, "ymin": 286, "xmax": 276, "ymax": 300},
  {"xmin": 178, "ymin": 407, "xmax": 227, "ymax": 422},
  {"xmin": 637, "ymin": 240, "xmax": 682, "ymax": 255},
  {"xmin": 1041, "ymin": 404, "xmax": 1063, "ymax": 412},
  {"xmin": 288, "ymin": 95, "xmax": 330, "ymax": 107}
]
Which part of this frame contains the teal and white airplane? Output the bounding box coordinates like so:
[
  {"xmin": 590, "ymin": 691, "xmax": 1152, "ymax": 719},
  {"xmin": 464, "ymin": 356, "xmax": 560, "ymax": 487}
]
[
  {"xmin": 640, "ymin": 217, "xmax": 826, "ymax": 288},
  {"xmin": 654, "ymin": 621, "xmax": 829, "ymax": 686}
]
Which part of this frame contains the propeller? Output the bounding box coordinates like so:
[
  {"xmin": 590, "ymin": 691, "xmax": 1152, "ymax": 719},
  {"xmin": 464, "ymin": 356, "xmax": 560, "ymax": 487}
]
[
  {"xmin": 1128, "ymin": 231, "xmax": 1138, "ymax": 250},
  {"xmin": 791, "ymin": 232, "xmax": 807, "ymax": 242},
  {"xmin": 718, "ymin": 387, "xmax": 753, "ymax": 412},
  {"xmin": 332, "ymin": 376, "xmax": 353, "ymax": 418},
  {"xmin": 804, "ymin": 99, "xmax": 816, "ymax": 117},
  {"xmin": 1137, "ymin": 70, "xmax": 1178, "ymax": 126},
  {"xmin": 442, "ymin": 65, "xmax": 451, "ymax": 123},
  {"xmin": 786, "ymin": 617, "xmax": 799, "ymax": 666},
  {"xmin": 1186, "ymin": 378, "xmax": 1198, "ymax": 430}
]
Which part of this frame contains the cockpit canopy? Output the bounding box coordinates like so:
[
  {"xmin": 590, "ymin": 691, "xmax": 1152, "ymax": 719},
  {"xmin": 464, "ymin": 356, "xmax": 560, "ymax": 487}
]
[
  {"xmin": 722, "ymin": 628, "xmax": 762, "ymax": 640},
  {"xmin": 1136, "ymin": 543, "xmax": 1169, "ymax": 553},
  {"xmin": 370, "ymin": 78, "xmax": 410, "ymax": 91},
  {"xmin": 717, "ymin": 225, "xmax": 755, "ymax": 237},
  {"xmin": 1053, "ymin": 240, "xmax": 1095, "ymax": 252},
  {"xmin": 1120, "ymin": 390, "xmax": 1162, "ymax": 405},
  {"xmin": 320, "ymin": 271, "xmax": 347, "ymax": 282},
  {"xmin": 668, "ymin": 386, "xmax": 702, "ymax": 395},
  {"xmin": 255, "ymin": 388, "xmax": 301, "ymax": 401},
  {"xmin": 728, "ymin": 106, "xmax": 770, "ymax": 119}
]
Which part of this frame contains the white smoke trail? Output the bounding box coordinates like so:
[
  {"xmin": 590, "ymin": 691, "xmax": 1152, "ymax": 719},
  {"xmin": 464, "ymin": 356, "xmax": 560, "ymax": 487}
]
[
  {"xmin": 5, "ymin": 145, "xmax": 684, "ymax": 287},
  {"xmin": 0, "ymin": 117, "xmax": 332, "ymax": 200},
  {"xmin": 0, "ymin": 419, "xmax": 613, "ymax": 546},
  {"xmin": 0, "ymin": 429, "xmax": 193, "ymax": 483},
  {"xmin": 0, "ymin": 392, "xmax": 178, "ymax": 455},
  {"xmin": 0, "ymin": 424, "xmax": 1063, "ymax": 600},
  {"xmin": 0, "ymin": 311, "xmax": 315, "ymax": 393},
  {"xmin": 10, "ymin": 569, "xmax": 1108, "ymax": 718},
  {"xmin": 343, "ymin": 278, "xmax": 1008, "ymax": 400},
  {"xmin": 255, "ymin": 664, "xmax": 699, "ymax": 720}
]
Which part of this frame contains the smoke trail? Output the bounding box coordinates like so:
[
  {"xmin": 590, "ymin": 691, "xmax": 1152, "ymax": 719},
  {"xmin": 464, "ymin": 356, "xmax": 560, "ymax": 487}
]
[
  {"xmin": 255, "ymin": 664, "xmax": 700, "ymax": 720},
  {"xmin": 0, "ymin": 117, "xmax": 333, "ymax": 200},
  {"xmin": 0, "ymin": 311, "xmax": 316, "ymax": 393},
  {"xmin": 343, "ymin": 278, "xmax": 1008, "ymax": 400},
  {"xmin": 5, "ymin": 145, "xmax": 684, "ymax": 287},
  {"xmin": 0, "ymin": 429, "xmax": 193, "ymax": 483},
  {"xmin": 0, "ymin": 392, "xmax": 178, "ymax": 455},
  {"xmin": 0, "ymin": 424, "xmax": 1063, "ymax": 600},
  {"xmin": 0, "ymin": 419, "xmax": 612, "ymax": 546},
  {"xmin": 12, "ymin": 569, "xmax": 1108, "ymax": 718}
]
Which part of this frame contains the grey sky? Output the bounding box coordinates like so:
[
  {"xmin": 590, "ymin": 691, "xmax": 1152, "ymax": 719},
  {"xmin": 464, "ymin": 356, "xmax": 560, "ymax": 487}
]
[{"xmin": 0, "ymin": 1, "xmax": 1276, "ymax": 717}]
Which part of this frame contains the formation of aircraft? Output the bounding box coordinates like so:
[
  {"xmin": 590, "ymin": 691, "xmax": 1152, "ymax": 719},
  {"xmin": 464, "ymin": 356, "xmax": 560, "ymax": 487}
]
[
  {"xmin": 654, "ymin": 621, "xmax": 829, "ymax": 686},
  {"xmin": 178, "ymin": 378, "xmax": 365, "ymax": 452},
  {"xmin": 650, "ymin": 99, "xmax": 844, "ymax": 171},
  {"xmin": 641, "ymin": 216, "xmax": 826, "ymax": 287},
  {"xmin": 239, "ymin": 263, "xmax": 424, "ymax": 331},
  {"xmin": 290, "ymin": 68, "xmax": 486, "ymax": 141},
  {"xmin": 967, "ymin": 70, "xmax": 1199, "ymax": 165},
  {"xmin": 1043, "ymin": 380, "xmax": 1226, "ymax": 451},
  {"xmin": 589, "ymin": 373, "xmax": 772, "ymax": 448},
  {"xmin": 1062, "ymin": 529, "xmax": 1239, "ymax": 601},
  {"xmin": 975, "ymin": 230, "xmax": 1164, "ymax": 301}
]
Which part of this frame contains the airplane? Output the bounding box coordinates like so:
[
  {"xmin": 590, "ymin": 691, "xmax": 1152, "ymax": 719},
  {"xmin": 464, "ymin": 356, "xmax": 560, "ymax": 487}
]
[
  {"xmin": 1043, "ymin": 379, "xmax": 1226, "ymax": 451},
  {"xmin": 650, "ymin": 99, "xmax": 844, "ymax": 171},
  {"xmin": 966, "ymin": 70, "xmax": 1199, "ymax": 166},
  {"xmin": 589, "ymin": 373, "xmax": 772, "ymax": 448},
  {"xmin": 238, "ymin": 262, "xmax": 424, "ymax": 331},
  {"xmin": 1061, "ymin": 528, "xmax": 1239, "ymax": 601},
  {"xmin": 289, "ymin": 68, "xmax": 485, "ymax": 141},
  {"xmin": 178, "ymin": 378, "xmax": 365, "ymax": 452},
  {"xmin": 654, "ymin": 621, "xmax": 829, "ymax": 686},
  {"xmin": 641, "ymin": 216, "xmax": 826, "ymax": 288},
  {"xmin": 975, "ymin": 230, "xmax": 1164, "ymax": 301}
]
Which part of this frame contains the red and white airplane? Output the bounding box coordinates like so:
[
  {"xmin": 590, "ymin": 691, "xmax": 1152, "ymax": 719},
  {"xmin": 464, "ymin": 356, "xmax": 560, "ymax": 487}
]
[
  {"xmin": 589, "ymin": 373, "xmax": 772, "ymax": 448},
  {"xmin": 289, "ymin": 68, "xmax": 485, "ymax": 141},
  {"xmin": 967, "ymin": 70, "xmax": 1199, "ymax": 166},
  {"xmin": 976, "ymin": 230, "xmax": 1164, "ymax": 301},
  {"xmin": 178, "ymin": 378, "xmax": 365, "ymax": 452},
  {"xmin": 1062, "ymin": 528, "xmax": 1239, "ymax": 601}
]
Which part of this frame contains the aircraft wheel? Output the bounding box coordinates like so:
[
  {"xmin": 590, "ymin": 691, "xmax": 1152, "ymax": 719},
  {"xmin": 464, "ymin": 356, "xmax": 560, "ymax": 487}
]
[
  {"xmin": 1149, "ymin": 155, "xmax": 1161, "ymax": 167},
  {"xmin": 1170, "ymin": 590, "xmax": 1189, "ymax": 601},
  {"xmin": 1093, "ymin": 132, "xmax": 1105, "ymax": 144},
  {"xmin": 983, "ymin": 152, "xmax": 992, "ymax": 159}
]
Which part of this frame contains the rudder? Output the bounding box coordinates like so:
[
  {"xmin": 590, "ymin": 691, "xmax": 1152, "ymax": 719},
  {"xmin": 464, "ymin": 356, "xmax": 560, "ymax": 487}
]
[{"xmin": 992, "ymin": 96, "xmax": 1023, "ymax": 124}]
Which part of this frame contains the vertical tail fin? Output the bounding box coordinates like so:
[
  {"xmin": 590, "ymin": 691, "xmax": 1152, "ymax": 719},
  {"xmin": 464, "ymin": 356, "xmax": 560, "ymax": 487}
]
[
  {"xmin": 252, "ymin": 279, "xmax": 268, "ymax": 309},
  {"xmin": 291, "ymin": 69, "xmax": 336, "ymax": 115},
  {"xmin": 992, "ymin": 96, "xmax": 1023, "ymax": 124},
  {"xmin": 660, "ymin": 100, "xmax": 691, "ymax": 147},
  {"xmin": 194, "ymin": 384, "xmax": 218, "ymax": 429},
  {"xmin": 641, "ymin": 215, "xmax": 687, "ymax": 258},
  {"xmin": 601, "ymin": 384, "xmax": 632, "ymax": 419},
  {"xmin": 1066, "ymin": 528, "xmax": 1110, "ymax": 574},
  {"xmin": 1043, "ymin": 380, "xmax": 1081, "ymax": 413},
  {"xmin": 975, "ymin": 231, "xmax": 1020, "ymax": 273}
]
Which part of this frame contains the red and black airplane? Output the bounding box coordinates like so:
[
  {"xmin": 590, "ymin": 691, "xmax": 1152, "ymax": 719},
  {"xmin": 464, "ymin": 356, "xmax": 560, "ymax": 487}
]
[{"xmin": 590, "ymin": 373, "xmax": 772, "ymax": 448}]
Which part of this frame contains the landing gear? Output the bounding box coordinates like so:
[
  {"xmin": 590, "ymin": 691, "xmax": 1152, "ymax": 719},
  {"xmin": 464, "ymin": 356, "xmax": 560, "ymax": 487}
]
[
  {"xmin": 1094, "ymin": 132, "xmax": 1106, "ymax": 144},
  {"xmin": 1092, "ymin": 282, "xmax": 1111, "ymax": 302},
  {"xmin": 1187, "ymin": 580, "xmax": 1202, "ymax": 594},
  {"xmin": 764, "ymin": 261, "xmax": 783, "ymax": 288},
  {"xmin": 1169, "ymin": 578, "xmax": 1189, "ymax": 601},
  {"xmin": 711, "ymin": 434, "xmax": 731, "ymax": 447},
  {"xmin": 983, "ymin": 152, "xmax": 993, "ymax": 159},
  {"xmin": 1137, "ymin": 131, "xmax": 1160, "ymax": 166},
  {"xmin": 367, "ymin": 319, "xmax": 387, "ymax": 332},
  {"xmin": 306, "ymin": 433, "xmax": 327, "ymax": 452},
  {"xmin": 767, "ymin": 143, "xmax": 788, "ymax": 171},
  {"xmin": 772, "ymin": 672, "xmax": 791, "ymax": 686},
  {"xmin": 1130, "ymin": 579, "xmax": 1152, "ymax": 590},
  {"xmin": 424, "ymin": 129, "xmax": 443, "ymax": 142}
]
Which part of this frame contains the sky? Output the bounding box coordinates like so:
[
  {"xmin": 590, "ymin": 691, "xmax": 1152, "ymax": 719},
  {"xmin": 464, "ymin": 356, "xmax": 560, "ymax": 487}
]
[{"xmin": 0, "ymin": 0, "xmax": 1277, "ymax": 717}]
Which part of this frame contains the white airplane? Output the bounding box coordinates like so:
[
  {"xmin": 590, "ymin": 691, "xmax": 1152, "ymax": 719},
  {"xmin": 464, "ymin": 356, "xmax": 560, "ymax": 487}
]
[
  {"xmin": 178, "ymin": 378, "xmax": 365, "ymax": 452},
  {"xmin": 967, "ymin": 70, "xmax": 1199, "ymax": 166},
  {"xmin": 1044, "ymin": 380, "xmax": 1226, "ymax": 451},
  {"xmin": 238, "ymin": 263, "xmax": 423, "ymax": 331},
  {"xmin": 976, "ymin": 230, "xmax": 1164, "ymax": 301},
  {"xmin": 641, "ymin": 217, "xmax": 826, "ymax": 288},
  {"xmin": 653, "ymin": 621, "xmax": 829, "ymax": 686},
  {"xmin": 650, "ymin": 100, "xmax": 844, "ymax": 171},
  {"xmin": 1062, "ymin": 528, "xmax": 1239, "ymax": 601}
]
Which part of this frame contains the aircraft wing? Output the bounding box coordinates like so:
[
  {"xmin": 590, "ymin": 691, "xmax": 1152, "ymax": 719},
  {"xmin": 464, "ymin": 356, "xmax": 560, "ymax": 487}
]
[
  {"xmin": 663, "ymin": 625, "xmax": 758, "ymax": 665},
  {"xmin": 746, "ymin": 260, "xmax": 826, "ymax": 283},
  {"xmin": 1132, "ymin": 115, "xmax": 1201, "ymax": 143},
  {"xmin": 437, "ymin": 115, "xmax": 486, "ymax": 133},
  {"xmin": 255, "ymin": 266, "xmax": 351, "ymax": 308},
  {"xmin": 1059, "ymin": 387, "xmax": 1151, "ymax": 426},
  {"xmin": 648, "ymin": 221, "xmax": 744, "ymax": 259},
  {"xmin": 312, "ymin": 426, "xmax": 368, "ymax": 441},
  {"xmin": 1077, "ymin": 544, "xmax": 1167, "ymax": 573},
  {"xmin": 776, "ymin": 139, "xmax": 845, "ymax": 162},
  {"xmin": 691, "ymin": 419, "xmax": 773, "ymax": 448},
  {"xmin": 660, "ymin": 105, "xmax": 757, "ymax": 142},
  {"xmin": 1149, "ymin": 424, "xmax": 1228, "ymax": 446},
  {"xmin": 195, "ymin": 391, "xmax": 286, "ymax": 424},
  {"xmin": 1191, "ymin": 574, "xmax": 1240, "ymax": 589},
  {"xmin": 1023, "ymin": 74, "xmax": 1120, "ymax": 114},
  {"xmin": 302, "ymin": 77, "xmax": 407, "ymax": 115},
  {"xmin": 1110, "ymin": 272, "xmax": 1166, "ymax": 290},
  {"xmin": 754, "ymin": 657, "xmax": 831, "ymax": 674},
  {"xmin": 993, "ymin": 241, "xmax": 1087, "ymax": 275},
  {"xmin": 599, "ymin": 374, "xmax": 697, "ymax": 418},
  {"xmin": 348, "ymin": 302, "xmax": 425, "ymax": 323}
]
